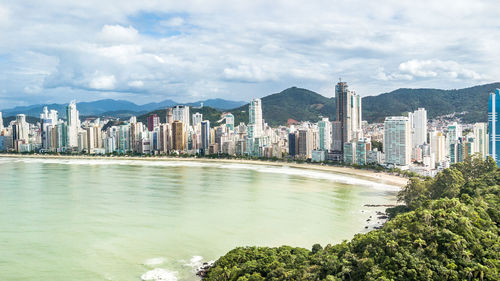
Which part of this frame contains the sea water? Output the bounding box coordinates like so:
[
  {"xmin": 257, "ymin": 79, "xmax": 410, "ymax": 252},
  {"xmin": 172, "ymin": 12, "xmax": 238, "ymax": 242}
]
[{"xmin": 0, "ymin": 157, "xmax": 398, "ymax": 280}]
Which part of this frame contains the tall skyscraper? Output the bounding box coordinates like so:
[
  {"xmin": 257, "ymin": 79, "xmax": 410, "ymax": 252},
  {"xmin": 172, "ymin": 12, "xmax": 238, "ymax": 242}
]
[
  {"xmin": 192, "ymin": 113, "xmax": 203, "ymax": 127},
  {"xmin": 172, "ymin": 120, "xmax": 185, "ymax": 151},
  {"xmin": 172, "ymin": 105, "xmax": 190, "ymax": 128},
  {"xmin": 201, "ymin": 120, "xmax": 211, "ymax": 153},
  {"xmin": 40, "ymin": 107, "xmax": 59, "ymax": 149},
  {"xmin": 335, "ymin": 81, "xmax": 362, "ymax": 153},
  {"xmin": 0, "ymin": 111, "xmax": 3, "ymax": 131},
  {"xmin": 298, "ymin": 128, "xmax": 313, "ymax": 159},
  {"xmin": 384, "ymin": 116, "xmax": 411, "ymax": 166},
  {"xmin": 473, "ymin": 122, "xmax": 488, "ymax": 159},
  {"xmin": 488, "ymin": 89, "xmax": 500, "ymax": 165},
  {"xmin": 430, "ymin": 130, "xmax": 446, "ymax": 163},
  {"xmin": 13, "ymin": 114, "xmax": 29, "ymax": 141},
  {"xmin": 409, "ymin": 108, "xmax": 427, "ymax": 147},
  {"xmin": 247, "ymin": 98, "xmax": 263, "ymax": 155},
  {"xmin": 448, "ymin": 122, "xmax": 462, "ymax": 164},
  {"xmin": 248, "ymin": 98, "xmax": 263, "ymax": 139},
  {"xmin": 318, "ymin": 117, "xmax": 332, "ymax": 151},
  {"xmin": 66, "ymin": 101, "xmax": 80, "ymax": 147},
  {"xmin": 288, "ymin": 132, "xmax": 298, "ymax": 157},
  {"xmin": 166, "ymin": 108, "xmax": 173, "ymax": 125},
  {"xmin": 147, "ymin": 114, "xmax": 160, "ymax": 131}
]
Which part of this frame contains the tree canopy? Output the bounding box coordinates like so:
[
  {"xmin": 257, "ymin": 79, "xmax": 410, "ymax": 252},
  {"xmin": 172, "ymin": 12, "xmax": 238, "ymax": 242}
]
[{"xmin": 204, "ymin": 155, "xmax": 500, "ymax": 280}]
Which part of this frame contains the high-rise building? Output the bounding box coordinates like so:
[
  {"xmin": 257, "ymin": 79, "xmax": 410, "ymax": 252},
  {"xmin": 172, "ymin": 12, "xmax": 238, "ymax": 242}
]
[
  {"xmin": 473, "ymin": 122, "xmax": 488, "ymax": 159},
  {"xmin": 488, "ymin": 89, "xmax": 500, "ymax": 165},
  {"xmin": 172, "ymin": 120, "xmax": 185, "ymax": 151},
  {"xmin": 288, "ymin": 132, "xmax": 298, "ymax": 157},
  {"xmin": 192, "ymin": 113, "xmax": 203, "ymax": 127},
  {"xmin": 335, "ymin": 81, "xmax": 362, "ymax": 153},
  {"xmin": 201, "ymin": 120, "xmax": 210, "ymax": 153},
  {"xmin": 409, "ymin": 108, "xmax": 427, "ymax": 147},
  {"xmin": 298, "ymin": 129, "xmax": 313, "ymax": 159},
  {"xmin": 448, "ymin": 122, "xmax": 462, "ymax": 164},
  {"xmin": 166, "ymin": 108, "xmax": 173, "ymax": 125},
  {"xmin": 147, "ymin": 114, "xmax": 160, "ymax": 131},
  {"xmin": 66, "ymin": 101, "xmax": 80, "ymax": 147},
  {"xmin": 331, "ymin": 121, "xmax": 342, "ymax": 151},
  {"xmin": 248, "ymin": 99, "xmax": 263, "ymax": 139},
  {"xmin": 247, "ymin": 98, "xmax": 263, "ymax": 155},
  {"xmin": 0, "ymin": 111, "xmax": 3, "ymax": 131},
  {"xmin": 172, "ymin": 105, "xmax": 190, "ymax": 128},
  {"xmin": 13, "ymin": 114, "xmax": 29, "ymax": 141},
  {"xmin": 430, "ymin": 130, "xmax": 446, "ymax": 163},
  {"xmin": 384, "ymin": 116, "xmax": 411, "ymax": 166},
  {"xmin": 318, "ymin": 117, "xmax": 332, "ymax": 151},
  {"xmin": 40, "ymin": 107, "xmax": 58, "ymax": 149}
]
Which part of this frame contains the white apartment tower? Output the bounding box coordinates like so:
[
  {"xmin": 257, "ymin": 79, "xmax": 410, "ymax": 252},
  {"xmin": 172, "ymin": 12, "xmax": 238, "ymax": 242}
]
[
  {"xmin": 430, "ymin": 130, "xmax": 447, "ymax": 163},
  {"xmin": 409, "ymin": 108, "xmax": 427, "ymax": 147},
  {"xmin": 248, "ymin": 98, "xmax": 263, "ymax": 139},
  {"xmin": 384, "ymin": 116, "xmax": 411, "ymax": 166},
  {"xmin": 172, "ymin": 105, "xmax": 190, "ymax": 128},
  {"xmin": 0, "ymin": 111, "xmax": 3, "ymax": 131},
  {"xmin": 66, "ymin": 101, "xmax": 80, "ymax": 147},
  {"xmin": 192, "ymin": 112, "xmax": 203, "ymax": 128}
]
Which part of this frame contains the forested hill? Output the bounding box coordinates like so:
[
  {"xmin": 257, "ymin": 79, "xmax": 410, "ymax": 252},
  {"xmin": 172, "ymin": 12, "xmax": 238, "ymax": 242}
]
[
  {"xmin": 6, "ymin": 83, "xmax": 498, "ymax": 127},
  {"xmin": 363, "ymin": 82, "xmax": 500, "ymax": 123},
  {"xmin": 230, "ymin": 87, "xmax": 336, "ymax": 126}
]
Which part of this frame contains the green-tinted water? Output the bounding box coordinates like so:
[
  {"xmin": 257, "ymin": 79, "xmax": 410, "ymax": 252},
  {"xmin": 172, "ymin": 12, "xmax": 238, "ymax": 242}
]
[{"xmin": 0, "ymin": 157, "xmax": 398, "ymax": 280}]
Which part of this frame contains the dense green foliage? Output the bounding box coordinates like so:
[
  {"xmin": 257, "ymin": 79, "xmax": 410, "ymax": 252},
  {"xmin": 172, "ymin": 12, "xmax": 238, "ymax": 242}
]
[
  {"xmin": 363, "ymin": 83, "xmax": 500, "ymax": 123},
  {"xmin": 205, "ymin": 156, "xmax": 500, "ymax": 280}
]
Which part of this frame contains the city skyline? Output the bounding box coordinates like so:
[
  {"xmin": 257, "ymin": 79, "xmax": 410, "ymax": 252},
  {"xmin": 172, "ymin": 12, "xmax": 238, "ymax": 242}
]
[
  {"xmin": 1, "ymin": 80, "xmax": 497, "ymax": 177},
  {"xmin": 1, "ymin": 1, "xmax": 499, "ymax": 108}
]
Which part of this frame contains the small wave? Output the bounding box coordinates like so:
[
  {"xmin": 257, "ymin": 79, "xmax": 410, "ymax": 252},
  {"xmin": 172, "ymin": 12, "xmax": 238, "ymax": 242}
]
[
  {"xmin": 141, "ymin": 268, "xmax": 177, "ymax": 281},
  {"xmin": 143, "ymin": 257, "xmax": 166, "ymax": 266},
  {"xmin": 184, "ymin": 255, "xmax": 203, "ymax": 267}
]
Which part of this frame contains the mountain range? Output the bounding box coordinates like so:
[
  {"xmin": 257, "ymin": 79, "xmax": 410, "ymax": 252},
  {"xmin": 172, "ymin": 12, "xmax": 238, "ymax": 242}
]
[
  {"xmin": 2, "ymin": 83, "xmax": 499, "ymax": 127},
  {"xmin": 0, "ymin": 98, "xmax": 246, "ymax": 119}
]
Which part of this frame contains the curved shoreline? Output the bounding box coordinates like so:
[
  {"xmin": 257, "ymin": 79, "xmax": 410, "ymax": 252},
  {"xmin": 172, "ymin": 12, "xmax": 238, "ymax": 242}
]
[{"xmin": 0, "ymin": 154, "xmax": 408, "ymax": 187}]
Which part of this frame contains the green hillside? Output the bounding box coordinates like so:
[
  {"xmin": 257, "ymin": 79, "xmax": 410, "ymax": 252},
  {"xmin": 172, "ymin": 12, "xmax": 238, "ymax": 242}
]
[
  {"xmin": 363, "ymin": 83, "xmax": 500, "ymax": 123},
  {"xmin": 231, "ymin": 87, "xmax": 335, "ymax": 126}
]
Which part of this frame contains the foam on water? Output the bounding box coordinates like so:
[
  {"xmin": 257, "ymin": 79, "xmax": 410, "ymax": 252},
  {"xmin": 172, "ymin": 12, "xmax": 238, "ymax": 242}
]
[
  {"xmin": 0, "ymin": 157, "xmax": 400, "ymax": 191},
  {"xmin": 143, "ymin": 257, "xmax": 166, "ymax": 266},
  {"xmin": 183, "ymin": 255, "xmax": 205, "ymax": 268},
  {"xmin": 141, "ymin": 268, "xmax": 177, "ymax": 281}
]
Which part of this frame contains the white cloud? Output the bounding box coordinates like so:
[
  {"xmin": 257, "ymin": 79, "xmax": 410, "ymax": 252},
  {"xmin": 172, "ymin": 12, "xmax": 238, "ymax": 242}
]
[
  {"xmin": 128, "ymin": 80, "xmax": 144, "ymax": 87},
  {"xmin": 398, "ymin": 59, "xmax": 482, "ymax": 80},
  {"xmin": 89, "ymin": 74, "xmax": 116, "ymax": 90},
  {"xmin": 98, "ymin": 25, "xmax": 139, "ymax": 43},
  {"xmin": 0, "ymin": 0, "xmax": 499, "ymax": 107}
]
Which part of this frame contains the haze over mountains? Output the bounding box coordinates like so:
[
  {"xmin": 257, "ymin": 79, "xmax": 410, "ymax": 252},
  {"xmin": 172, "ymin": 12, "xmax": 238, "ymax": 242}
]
[{"xmin": 2, "ymin": 83, "xmax": 499, "ymax": 127}]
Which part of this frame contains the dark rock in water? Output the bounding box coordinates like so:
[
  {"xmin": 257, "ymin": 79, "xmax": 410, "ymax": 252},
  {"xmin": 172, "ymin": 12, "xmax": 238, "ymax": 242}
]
[
  {"xmin": 366, "ymin": 218, "xmax": 371, "ymax": 222},
  {"xmin": 376, "ymin": 211, "xmax": 385, "ymax": 216},
  {"xmin": 196, "ymin": 261, "xmax": 214, "ymax": 279},
  {"xmin": 364, "ymin": 226, "xmax": 368, "ymax": 229},
  {"xmin": 378, "ymin": 215, "xmax": 389, "ymax": 219}
]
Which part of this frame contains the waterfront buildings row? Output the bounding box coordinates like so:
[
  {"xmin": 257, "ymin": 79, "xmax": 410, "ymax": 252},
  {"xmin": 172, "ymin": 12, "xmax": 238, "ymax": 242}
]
[{"xmin": 1, "ymin": 84, "xmax": 499, "ymax": 176}]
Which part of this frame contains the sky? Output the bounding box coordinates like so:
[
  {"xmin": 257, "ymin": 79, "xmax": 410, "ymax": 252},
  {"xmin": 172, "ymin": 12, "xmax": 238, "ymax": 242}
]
[{"xmin": 0, "ymin": 0, "xmax": 499, "ymax": 109}]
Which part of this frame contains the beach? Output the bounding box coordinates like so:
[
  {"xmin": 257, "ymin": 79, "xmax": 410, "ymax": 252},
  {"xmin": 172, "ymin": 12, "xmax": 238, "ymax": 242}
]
[{"xmin": 0, "ymin": 153, "xmax": 408, "ymax": 187}]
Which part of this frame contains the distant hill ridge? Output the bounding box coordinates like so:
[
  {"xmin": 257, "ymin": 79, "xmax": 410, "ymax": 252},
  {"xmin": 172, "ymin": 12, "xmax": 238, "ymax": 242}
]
[
  {"xmin": 0, "ymin": 98, "xmax": 246, "ymax": 119},
  {"xmin": 2, "ymin": 83, "xmax": 498, "ymax": 127}
]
